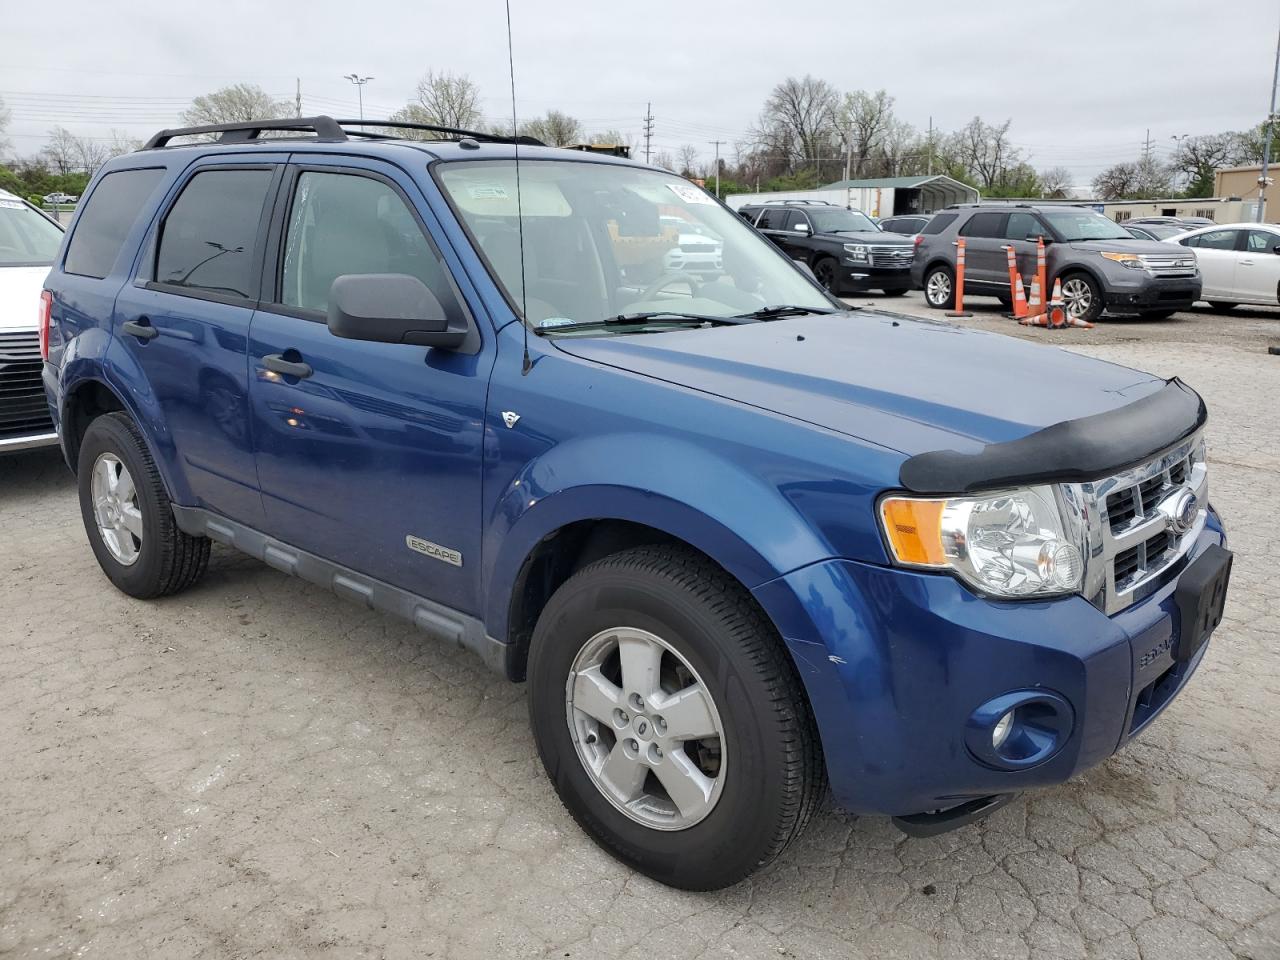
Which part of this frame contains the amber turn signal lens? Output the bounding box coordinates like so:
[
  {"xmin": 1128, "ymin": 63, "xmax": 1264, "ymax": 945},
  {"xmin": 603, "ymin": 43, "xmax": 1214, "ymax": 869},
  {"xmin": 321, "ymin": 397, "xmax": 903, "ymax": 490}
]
[{"xmin": 879, "ymin": 497, "xmax": 947, "ymax": 566}]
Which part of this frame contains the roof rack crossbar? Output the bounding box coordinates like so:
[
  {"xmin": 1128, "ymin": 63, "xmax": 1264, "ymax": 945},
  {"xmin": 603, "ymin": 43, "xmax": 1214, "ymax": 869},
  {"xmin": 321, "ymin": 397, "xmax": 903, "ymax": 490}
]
[
  {"xmin": 335, "ymin": 119, "xmax": 544, "ymax": 146},
  {"xmin": 143, "ymin": 116, "xmax": 348, "ymax": 149}
]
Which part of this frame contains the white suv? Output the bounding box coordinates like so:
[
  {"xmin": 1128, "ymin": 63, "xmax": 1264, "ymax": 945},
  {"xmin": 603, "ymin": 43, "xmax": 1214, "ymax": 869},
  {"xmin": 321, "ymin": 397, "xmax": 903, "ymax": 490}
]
[{"xmin": 0, "ymin": 188, "xmax": 64, "ymax": 452}]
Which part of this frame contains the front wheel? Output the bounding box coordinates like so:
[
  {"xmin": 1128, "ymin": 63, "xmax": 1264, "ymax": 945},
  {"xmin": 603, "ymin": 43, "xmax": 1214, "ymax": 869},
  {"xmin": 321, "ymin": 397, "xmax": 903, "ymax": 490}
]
[
  {"xmin": 527, "ymin": 546, "xmax": 824, "ymax": 890},
  {"xmin": 811, "ymin": 256, "xmax": 840, "ymax": 293},
  {"xmin": 924, "ymin": 265, "xmax": 955, "ymax": 309},
  {"xmin": 1059, "ymin": 272, "xmax": 1105, "ymax": 324}
]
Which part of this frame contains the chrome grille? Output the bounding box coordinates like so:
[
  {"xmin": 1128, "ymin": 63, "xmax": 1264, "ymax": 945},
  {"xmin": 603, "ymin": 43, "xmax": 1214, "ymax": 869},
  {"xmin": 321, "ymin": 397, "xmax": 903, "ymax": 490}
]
[
  {"xmin": 0, "ymin": 330, "xmax": 53, "ymax": 440},
  {"xmin": 1137, "ymin": 254, "xmax": 1197, "ymax": 278},
  {"xmin": 869, "ymin": 246, "xmax": 914, "ymax": 268},
  {"xmin": 1060, "ymin": 431, "xmax": 1208, "ymax": 614}
]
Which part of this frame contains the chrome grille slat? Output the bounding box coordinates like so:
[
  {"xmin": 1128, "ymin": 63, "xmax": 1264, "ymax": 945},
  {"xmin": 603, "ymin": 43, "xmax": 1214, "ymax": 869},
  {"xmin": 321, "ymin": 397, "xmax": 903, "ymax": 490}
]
[{"xmin": 1059, "ymin": 431, "xmax": 1207, "ymax": 615}]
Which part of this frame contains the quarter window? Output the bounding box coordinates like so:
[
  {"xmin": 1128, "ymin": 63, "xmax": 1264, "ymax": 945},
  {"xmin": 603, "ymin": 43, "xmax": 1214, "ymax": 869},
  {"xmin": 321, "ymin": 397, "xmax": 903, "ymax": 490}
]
[
  {"xmin": 279, "ymin": 171, "xmax": 464, "ymax": 323},
  {"xmin": 1246, "ymin": 230, "xmax": 1278, "ymax": 253},
  {"xmin": 64, "ymin": 168, "xmax": 165, "ymax": 279},
  {"xmin": 155, "ymin": 168, "xmax": 273, "ymax": 298},
  {"xmin": 920, "ymin": 213, "xmax": 957, "ymax": 235}
]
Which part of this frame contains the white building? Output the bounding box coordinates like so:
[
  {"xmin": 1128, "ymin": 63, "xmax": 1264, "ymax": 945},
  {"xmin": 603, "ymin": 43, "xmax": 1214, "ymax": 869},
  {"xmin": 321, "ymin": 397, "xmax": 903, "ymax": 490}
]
[{"xmin": 725, "ymin": 175, "xmax": 979, "ymax": 218}]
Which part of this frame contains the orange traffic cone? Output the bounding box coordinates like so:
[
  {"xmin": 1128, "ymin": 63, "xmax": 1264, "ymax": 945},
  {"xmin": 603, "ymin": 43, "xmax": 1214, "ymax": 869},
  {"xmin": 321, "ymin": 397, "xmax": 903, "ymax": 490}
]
[
  {"xmin": 1012, "ymin": 276, "xmax": 1028, "ymax": 318},
  {"xmin": 1020, "ymin": 276, "xmax": 1048, "ymax": 325}
]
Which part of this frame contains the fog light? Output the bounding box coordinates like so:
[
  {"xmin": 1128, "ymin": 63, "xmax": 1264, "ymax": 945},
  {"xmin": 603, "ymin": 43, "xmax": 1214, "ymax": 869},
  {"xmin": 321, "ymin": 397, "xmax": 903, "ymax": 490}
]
[{"xmin": 992, "ymin": 710, "xmax": 1015, "ymax": 749}]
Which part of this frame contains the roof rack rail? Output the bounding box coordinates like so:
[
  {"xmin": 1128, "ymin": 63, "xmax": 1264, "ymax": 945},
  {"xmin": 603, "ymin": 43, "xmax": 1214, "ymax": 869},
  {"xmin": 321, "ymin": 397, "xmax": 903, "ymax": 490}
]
[
  {"xmin": 143, "ymin": 116, "xmax": 348, "ymax": 149},
  {"xmin": 142, "ymin": 115, "xmax": 546, "ymax": 150},
  {"xmin": 756, "ymin": 198, "xmax": 835, "ymax": 205}
]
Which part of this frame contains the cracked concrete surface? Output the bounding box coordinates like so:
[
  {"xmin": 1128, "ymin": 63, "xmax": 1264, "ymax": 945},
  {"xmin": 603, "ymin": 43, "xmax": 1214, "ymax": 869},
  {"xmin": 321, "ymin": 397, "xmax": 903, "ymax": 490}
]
[{"xmin": 2, "ymin": 326, "xmax": 1279, "ymax": 959}]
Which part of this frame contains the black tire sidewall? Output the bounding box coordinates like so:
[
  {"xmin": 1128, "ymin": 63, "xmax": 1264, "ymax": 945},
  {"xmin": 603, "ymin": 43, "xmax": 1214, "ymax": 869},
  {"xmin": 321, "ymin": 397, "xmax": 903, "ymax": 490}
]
[
  {"xmin": 77, "ymin": 414, "xmax": 171, "ymax": 597},
  {"xmin": 812, "ymin": 255, "xmax": 838, "ymax": 293},
  {"xmin": 527, "ymin": 563, "xmax": 794, "ymax": 889}
]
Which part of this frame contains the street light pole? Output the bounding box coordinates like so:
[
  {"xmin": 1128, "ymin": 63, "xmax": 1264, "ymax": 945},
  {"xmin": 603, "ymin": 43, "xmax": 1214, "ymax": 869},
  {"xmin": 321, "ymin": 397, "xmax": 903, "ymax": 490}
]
[
  {"xmin": 1258, "ymin": 21, "xmax": 1280, "ymax": 222},
  {"xmin": 343, "ymin": 73, "xmax": 374, "ymax": 121}
]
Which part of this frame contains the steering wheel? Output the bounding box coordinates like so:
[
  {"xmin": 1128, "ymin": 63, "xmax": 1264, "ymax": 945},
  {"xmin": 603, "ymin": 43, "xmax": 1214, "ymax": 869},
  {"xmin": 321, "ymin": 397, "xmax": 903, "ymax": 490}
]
[{"xmin": 637, "ymin": 272, "xmax": 701, "ymax": 303}]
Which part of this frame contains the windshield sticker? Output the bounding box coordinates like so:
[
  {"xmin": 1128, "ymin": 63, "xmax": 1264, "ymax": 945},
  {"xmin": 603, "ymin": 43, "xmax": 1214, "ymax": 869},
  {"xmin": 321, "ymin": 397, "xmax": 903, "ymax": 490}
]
[
  {"xmin": 666, "ymin": 183, "xmax": 713, "ymax": 205},
  {"xmin": 0, "ymin": 200, "xmax": 24, "ymax": 209},
  {"xmin": 467, "ymin": 183, "xmax": 510, "ymax": 201},
  {"xmin": 537, "ymin": 317, "xmax": 577, "ymax": 329}
]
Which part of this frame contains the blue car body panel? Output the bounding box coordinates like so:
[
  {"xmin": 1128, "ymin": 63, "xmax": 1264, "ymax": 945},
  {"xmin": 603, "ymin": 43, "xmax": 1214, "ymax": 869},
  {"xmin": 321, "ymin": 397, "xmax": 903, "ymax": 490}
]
[{"xmin": 42, "ymin": 137, "xmax": 1228, "ymax": 821}]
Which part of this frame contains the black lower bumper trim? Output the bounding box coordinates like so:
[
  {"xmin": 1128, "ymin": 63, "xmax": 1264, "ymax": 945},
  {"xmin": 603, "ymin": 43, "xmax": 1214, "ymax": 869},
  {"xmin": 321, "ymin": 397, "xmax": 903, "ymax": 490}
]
[{"xmin": 892, "ymin": 793, "xmax": 1017, "ymax": 838}]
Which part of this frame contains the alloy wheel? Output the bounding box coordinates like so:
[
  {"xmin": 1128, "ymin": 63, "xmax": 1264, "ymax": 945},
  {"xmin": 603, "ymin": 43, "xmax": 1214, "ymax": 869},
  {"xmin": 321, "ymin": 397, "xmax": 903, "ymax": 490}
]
[
  {"xmin": 565, "ymin": 627, "xmax": 726, "ymax": 831},
  {"xmin": 926, "ymin": 271, "xmax": 951, "ymax": 306},
  {"xmin": 1061, "ymin": 277, "xmax": 1093, "ymax": 318},
  {"xmin": 91, "ymin": 453, "xmax": 143, "ymax": 566}
]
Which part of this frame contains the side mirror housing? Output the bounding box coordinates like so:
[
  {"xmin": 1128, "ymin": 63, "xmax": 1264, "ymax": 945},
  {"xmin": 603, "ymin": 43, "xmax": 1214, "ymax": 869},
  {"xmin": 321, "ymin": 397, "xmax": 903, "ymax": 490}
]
[
  {"xmin": 326, "ymin": 274, "xmax": 467, "ymax": 349},
  {"xmin": 795, "ymin": 222, "xmax": 811, "ymax": 234}
]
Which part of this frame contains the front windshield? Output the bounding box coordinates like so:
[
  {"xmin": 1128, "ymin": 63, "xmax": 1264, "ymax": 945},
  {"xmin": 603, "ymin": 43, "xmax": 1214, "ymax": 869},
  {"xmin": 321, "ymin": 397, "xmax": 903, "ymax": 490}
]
[
  {"xmin": 436, "ymin": 160, "xmax": 832, "ymax": 332},
  {"xmin": 1040, "ymin": 210, "xmax": 1133, "ymax": 242},
  {"xmin": 0, "ymin": 199, "xmax": 64, "ymax": 266},
  {"xmin": 808, "ymin": 208, "xmax": 879, "ymax": 234}
]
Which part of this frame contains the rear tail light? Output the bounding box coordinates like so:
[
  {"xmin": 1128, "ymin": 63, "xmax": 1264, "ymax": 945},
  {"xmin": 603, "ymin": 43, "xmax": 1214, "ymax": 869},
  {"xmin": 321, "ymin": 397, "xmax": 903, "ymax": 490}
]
[
  {"xmin": 914, "ymin": 234, "xmax": 925, "ymax": 247},
  {"xmin": 39, "ymin": 290, "xmax": 53, "ymax": 360}
]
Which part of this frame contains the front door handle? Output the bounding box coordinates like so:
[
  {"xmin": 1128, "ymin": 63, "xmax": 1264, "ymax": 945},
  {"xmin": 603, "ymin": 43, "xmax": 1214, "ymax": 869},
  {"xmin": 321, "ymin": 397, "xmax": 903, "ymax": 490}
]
[
  {"xmin": 1239, "ymin": 259, "xmax": 1254, "ymax": 266},
  {"xmin": 262, "ymin": 353, "xmax": 314, "ymax": 379},
  {"xmin": 121, "ymin": 318, "xmax": 159, "ymax": 341}
]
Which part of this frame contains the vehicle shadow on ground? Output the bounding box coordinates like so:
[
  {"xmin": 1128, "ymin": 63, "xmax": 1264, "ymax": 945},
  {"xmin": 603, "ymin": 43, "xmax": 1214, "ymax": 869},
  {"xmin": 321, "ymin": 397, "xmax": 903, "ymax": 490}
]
[{"xmin": 0, "ymin": 448, "xmax": 73, "ymax": 498}]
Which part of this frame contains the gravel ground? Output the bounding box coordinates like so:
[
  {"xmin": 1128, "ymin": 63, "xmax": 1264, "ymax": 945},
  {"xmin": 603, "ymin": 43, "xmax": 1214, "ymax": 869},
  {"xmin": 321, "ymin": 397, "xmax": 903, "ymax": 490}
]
[{"xmin": 2, "ymin": 302, "xmax": 1279, "ymax": 959}]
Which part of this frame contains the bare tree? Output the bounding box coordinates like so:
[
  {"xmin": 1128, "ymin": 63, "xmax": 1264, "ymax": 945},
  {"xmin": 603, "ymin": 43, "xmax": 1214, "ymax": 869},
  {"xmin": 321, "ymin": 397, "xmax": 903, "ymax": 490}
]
[
  {"xmin": 1092, "ymin": 158, "xmax": 1174, "ymax": 200},
  {"xmin": 677, "ymin": 144, "xmax": 700, "ymax": 177},
  {"xmin": 390, "ymin": 71, "xmax": 484, "ymax": 138},
  {"xmin": 838, "ymin": 89, "xmax": 893, "ymax": 178},
  {"xmin": 652, "ymin": 150, "xmax": 676, "ymax": 173},
  {"xmin": 1172, "ymin": 132, "xmax": 1249, "ymax": 197},
  {"xmin": 0, "ymin": 96, "xmax": 11, "ymax": 158},
  {"xmin": 752, "ymin": 76, "xmax": 840, "ymax": 177},
  {"xmin": 40, "ymin": 127, "xmax": 80, "ymax": 176},
  {"xmin": 1038, "ymin": 166, "xmax": 1074, "ymax": 197},
  {"xmin": 521, "ymin": 110, "xmax": 582, "ymax": 147},
  {"xmin": 949, "ymin": 116, "xmax": 1020, "ymax": 190},
  {"xmin": 182, "ymin": 84, "xmax": 290, "ymax": 129}
]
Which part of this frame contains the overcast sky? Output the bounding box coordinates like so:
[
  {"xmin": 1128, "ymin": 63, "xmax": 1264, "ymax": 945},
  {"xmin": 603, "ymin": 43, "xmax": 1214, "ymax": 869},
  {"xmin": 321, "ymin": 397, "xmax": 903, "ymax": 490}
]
[{"xmin": 3, "ymin": 0, "xmax": 1276, "ymax": 186}]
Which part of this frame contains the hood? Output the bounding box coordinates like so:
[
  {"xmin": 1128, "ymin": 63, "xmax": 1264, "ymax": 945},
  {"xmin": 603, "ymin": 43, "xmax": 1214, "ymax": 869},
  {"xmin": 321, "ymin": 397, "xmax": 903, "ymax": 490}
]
[
  {"xmin": 1067, "ymin": 238, "xmax": 1180, "ymax": 255},
  {"xmin": 0, "ymin": 265, "xmax": 51, "ymax": 331},
  {"xmin": 553, "ymin": 311, "xmax": 1164, "ymax": 458},
  {"xmin": 818, "ymin": 230, "xmax": 910, "ymax": 245}
]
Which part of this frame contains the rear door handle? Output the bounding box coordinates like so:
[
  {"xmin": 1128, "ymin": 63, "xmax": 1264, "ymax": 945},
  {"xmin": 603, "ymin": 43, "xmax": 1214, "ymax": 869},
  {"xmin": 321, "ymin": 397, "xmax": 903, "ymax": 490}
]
[
  {"xmin": 121, "ymin": 318, "xmax": 159, "ymax": 341},
  {"xmin": 1240, "ymin": 259, "xmax": 1254, "ymax": 266},
  {"xmin": 262, "ymin": 353, "xmax": 314, "ymax": 379}
]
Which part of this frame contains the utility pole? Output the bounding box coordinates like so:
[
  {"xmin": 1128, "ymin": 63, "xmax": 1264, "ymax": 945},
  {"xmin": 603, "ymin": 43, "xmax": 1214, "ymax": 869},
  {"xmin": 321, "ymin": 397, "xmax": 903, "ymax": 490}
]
[
  {"xmin": 643, "ymin": 104, "xmax": 654, "ymax": 165},
  {"xmin": 1259, "ymin": 18, "xmax": 1280, "ymax": 222},
  {"xmin": 710, "ymin": 140, "xmax": 724, "ymax": 197},
  {"xmin": 343, "ymin": 73, "xmax": 374, "ymax": 121},
  {"xmin": 295, "ymin": 78, "xmax": 302, "ymax": 119},
  {"xmin": 927, "ymin": 116, "xmax": 934, "ymax": 176}
]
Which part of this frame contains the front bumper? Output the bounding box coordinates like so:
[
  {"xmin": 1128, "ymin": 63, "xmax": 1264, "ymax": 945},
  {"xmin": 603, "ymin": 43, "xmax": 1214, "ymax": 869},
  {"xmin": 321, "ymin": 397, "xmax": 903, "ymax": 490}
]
[
  {"xmin": 836, "ymin": 261, "xmax": 913, "ymax": 293},
  {"xmin": 1103, "ymin": 276, "xmax": 1201, "ymax": 313},
  {"xmin": 753, "ymin": 509, "xmax": 1226, "ymax": 816}
]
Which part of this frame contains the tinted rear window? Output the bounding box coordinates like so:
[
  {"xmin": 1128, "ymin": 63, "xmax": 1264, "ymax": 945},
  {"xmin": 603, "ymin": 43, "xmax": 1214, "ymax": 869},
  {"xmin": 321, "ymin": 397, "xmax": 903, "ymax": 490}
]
[
  {"xmin": 921, "ymin": 213, "xmax": 957, "ymax": 235},
  {"xmin": 64, "ymin": 168, "xmax": 165, "ymax": 279},
  {"xmin": 155, "ymin": 168, "xmax": 273, "ymax": 299}
]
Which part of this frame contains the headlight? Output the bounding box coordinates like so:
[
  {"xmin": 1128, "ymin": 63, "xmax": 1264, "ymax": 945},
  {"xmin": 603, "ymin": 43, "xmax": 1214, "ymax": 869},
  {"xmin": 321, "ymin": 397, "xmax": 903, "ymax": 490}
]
[
  {"xmin": 879, "ymin": 486, "xmax": 1083, "ymax": 599},
  {"xmin": 1099, "ymin": 251, "xmax": 1144, "ymax": 270},
  {"xmin": 843, "ymin": 243, "xmax": 869, "ymax": 261}
]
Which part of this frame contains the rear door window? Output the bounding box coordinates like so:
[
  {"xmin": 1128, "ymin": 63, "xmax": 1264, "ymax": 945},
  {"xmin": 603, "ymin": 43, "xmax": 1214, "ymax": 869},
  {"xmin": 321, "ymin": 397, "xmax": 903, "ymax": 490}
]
[
  {"xmin": 64, "ymin": 168, "xmax": 165, "ymax": 279},
  {"xmin": 1246, "ymin": 230, "xmax": 1279, "ymax": 253},
  {"xmin": 959, "ymin": 212, "xmax": 1005, "ymax": 238},
  {"xmin": 154, "ymin": 168, "xmax": 274, "ymax": 300},
  {"xmin": 1184, "ymin": 229, "xmax": 1240, "ymax": 251},
  {"xmin": 756, "ymin": 209, "xmax": 780, "ymax": 229}
]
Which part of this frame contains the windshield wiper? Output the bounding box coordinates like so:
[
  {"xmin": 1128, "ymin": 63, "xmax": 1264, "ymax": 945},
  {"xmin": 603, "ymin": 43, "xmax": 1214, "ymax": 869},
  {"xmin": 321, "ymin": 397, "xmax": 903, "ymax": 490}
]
[
  {"xmin": 734, "ymin": 304, "xmax": 839, "ymax": 320},
  {"xmin": 536, "ymin": 311, "xmax": 750, "ymax": 334}
]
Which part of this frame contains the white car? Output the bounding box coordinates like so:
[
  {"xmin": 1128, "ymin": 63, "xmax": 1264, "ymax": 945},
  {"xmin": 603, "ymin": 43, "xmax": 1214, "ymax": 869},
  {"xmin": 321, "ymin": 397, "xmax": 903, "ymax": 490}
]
[
  {"xmin": 660, "ymin": 216, "xmax": 723, "ymax": 278},
  {"xmin": 0, "ymin": 188, "xmax": 64, "ymax": 453},
  {"xmin": 1166, "ymin": 221, "xmax": 1280, "ymax": 310},
  {"xmin": 42, "ymin": 192, "xmax": 78, "ymax": 205}
]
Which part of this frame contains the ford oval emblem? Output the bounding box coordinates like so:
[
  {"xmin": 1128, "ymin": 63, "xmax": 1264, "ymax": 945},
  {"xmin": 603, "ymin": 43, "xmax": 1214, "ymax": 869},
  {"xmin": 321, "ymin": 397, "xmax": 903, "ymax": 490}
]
[{"xmin": 1159, "ymin": 488, "xmax": 1199, "ymax": 535}]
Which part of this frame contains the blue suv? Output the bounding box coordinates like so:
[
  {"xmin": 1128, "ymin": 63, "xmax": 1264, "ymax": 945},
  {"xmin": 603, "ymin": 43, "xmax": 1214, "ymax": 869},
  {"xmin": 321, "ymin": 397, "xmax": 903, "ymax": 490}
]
[{"xmin": 41, "ymin": 117, "xmax": 1232, "ymax": 890}]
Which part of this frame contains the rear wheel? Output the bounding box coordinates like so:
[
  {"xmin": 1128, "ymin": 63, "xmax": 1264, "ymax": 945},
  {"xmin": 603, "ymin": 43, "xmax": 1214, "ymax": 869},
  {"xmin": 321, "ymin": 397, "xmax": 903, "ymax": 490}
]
[
  {"xmin": 924, "ymin": 264, "xmax": 955, "ymax": 309},
  {"xmin": 1060, "ymin": 272, "xmax": 1104, "ymax": 324},
  {"xmin": 77, "ymin": 412, "xmax": 210, "ymax": 599},
  {"xmin": 527, "ymin": 546, "xmax": 824, "ymax": 890},
  {"xmin": 1208, "ymin": 301, "xmax": 1238, "ymax": 312}
]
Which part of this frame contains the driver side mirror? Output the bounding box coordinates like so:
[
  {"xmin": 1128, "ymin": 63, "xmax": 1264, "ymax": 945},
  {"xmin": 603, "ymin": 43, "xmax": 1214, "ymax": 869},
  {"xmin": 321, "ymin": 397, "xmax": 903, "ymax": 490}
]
[{"xmin": 327, "ymin": 274, "xmax": 467, "ymax": 349}]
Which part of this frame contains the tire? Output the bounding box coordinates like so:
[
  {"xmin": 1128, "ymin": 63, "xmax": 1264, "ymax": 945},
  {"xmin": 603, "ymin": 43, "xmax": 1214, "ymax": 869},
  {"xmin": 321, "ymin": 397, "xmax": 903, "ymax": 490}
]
[
  {"xmin": 1140, "ymin": 309, "xmax": 1178, "ymax": 320},
  {"xmin": 811, "ymin": 255, "xmax": 840, "ymax": 294},
  {"xmin": 77, "ymin": 412, "xmax": 210, "ymax": 599},
  {"xmin": 881, "ymin": 288, "xmax": 908, "ymax": 297},
  {"xmin": 1059, "ymin": 271, "xmax": 1104, "ymax": 324},
  {"xmin": 527, "ymin": 545, "xmax": 824, "ymax": 890},
  {"xmin": 923, "ymin": 264, "xmax": 955, "ymax": 309},
  {"xmin": 1208, "ymin": 301, "xmax": 1238, "ymax": 312}
]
